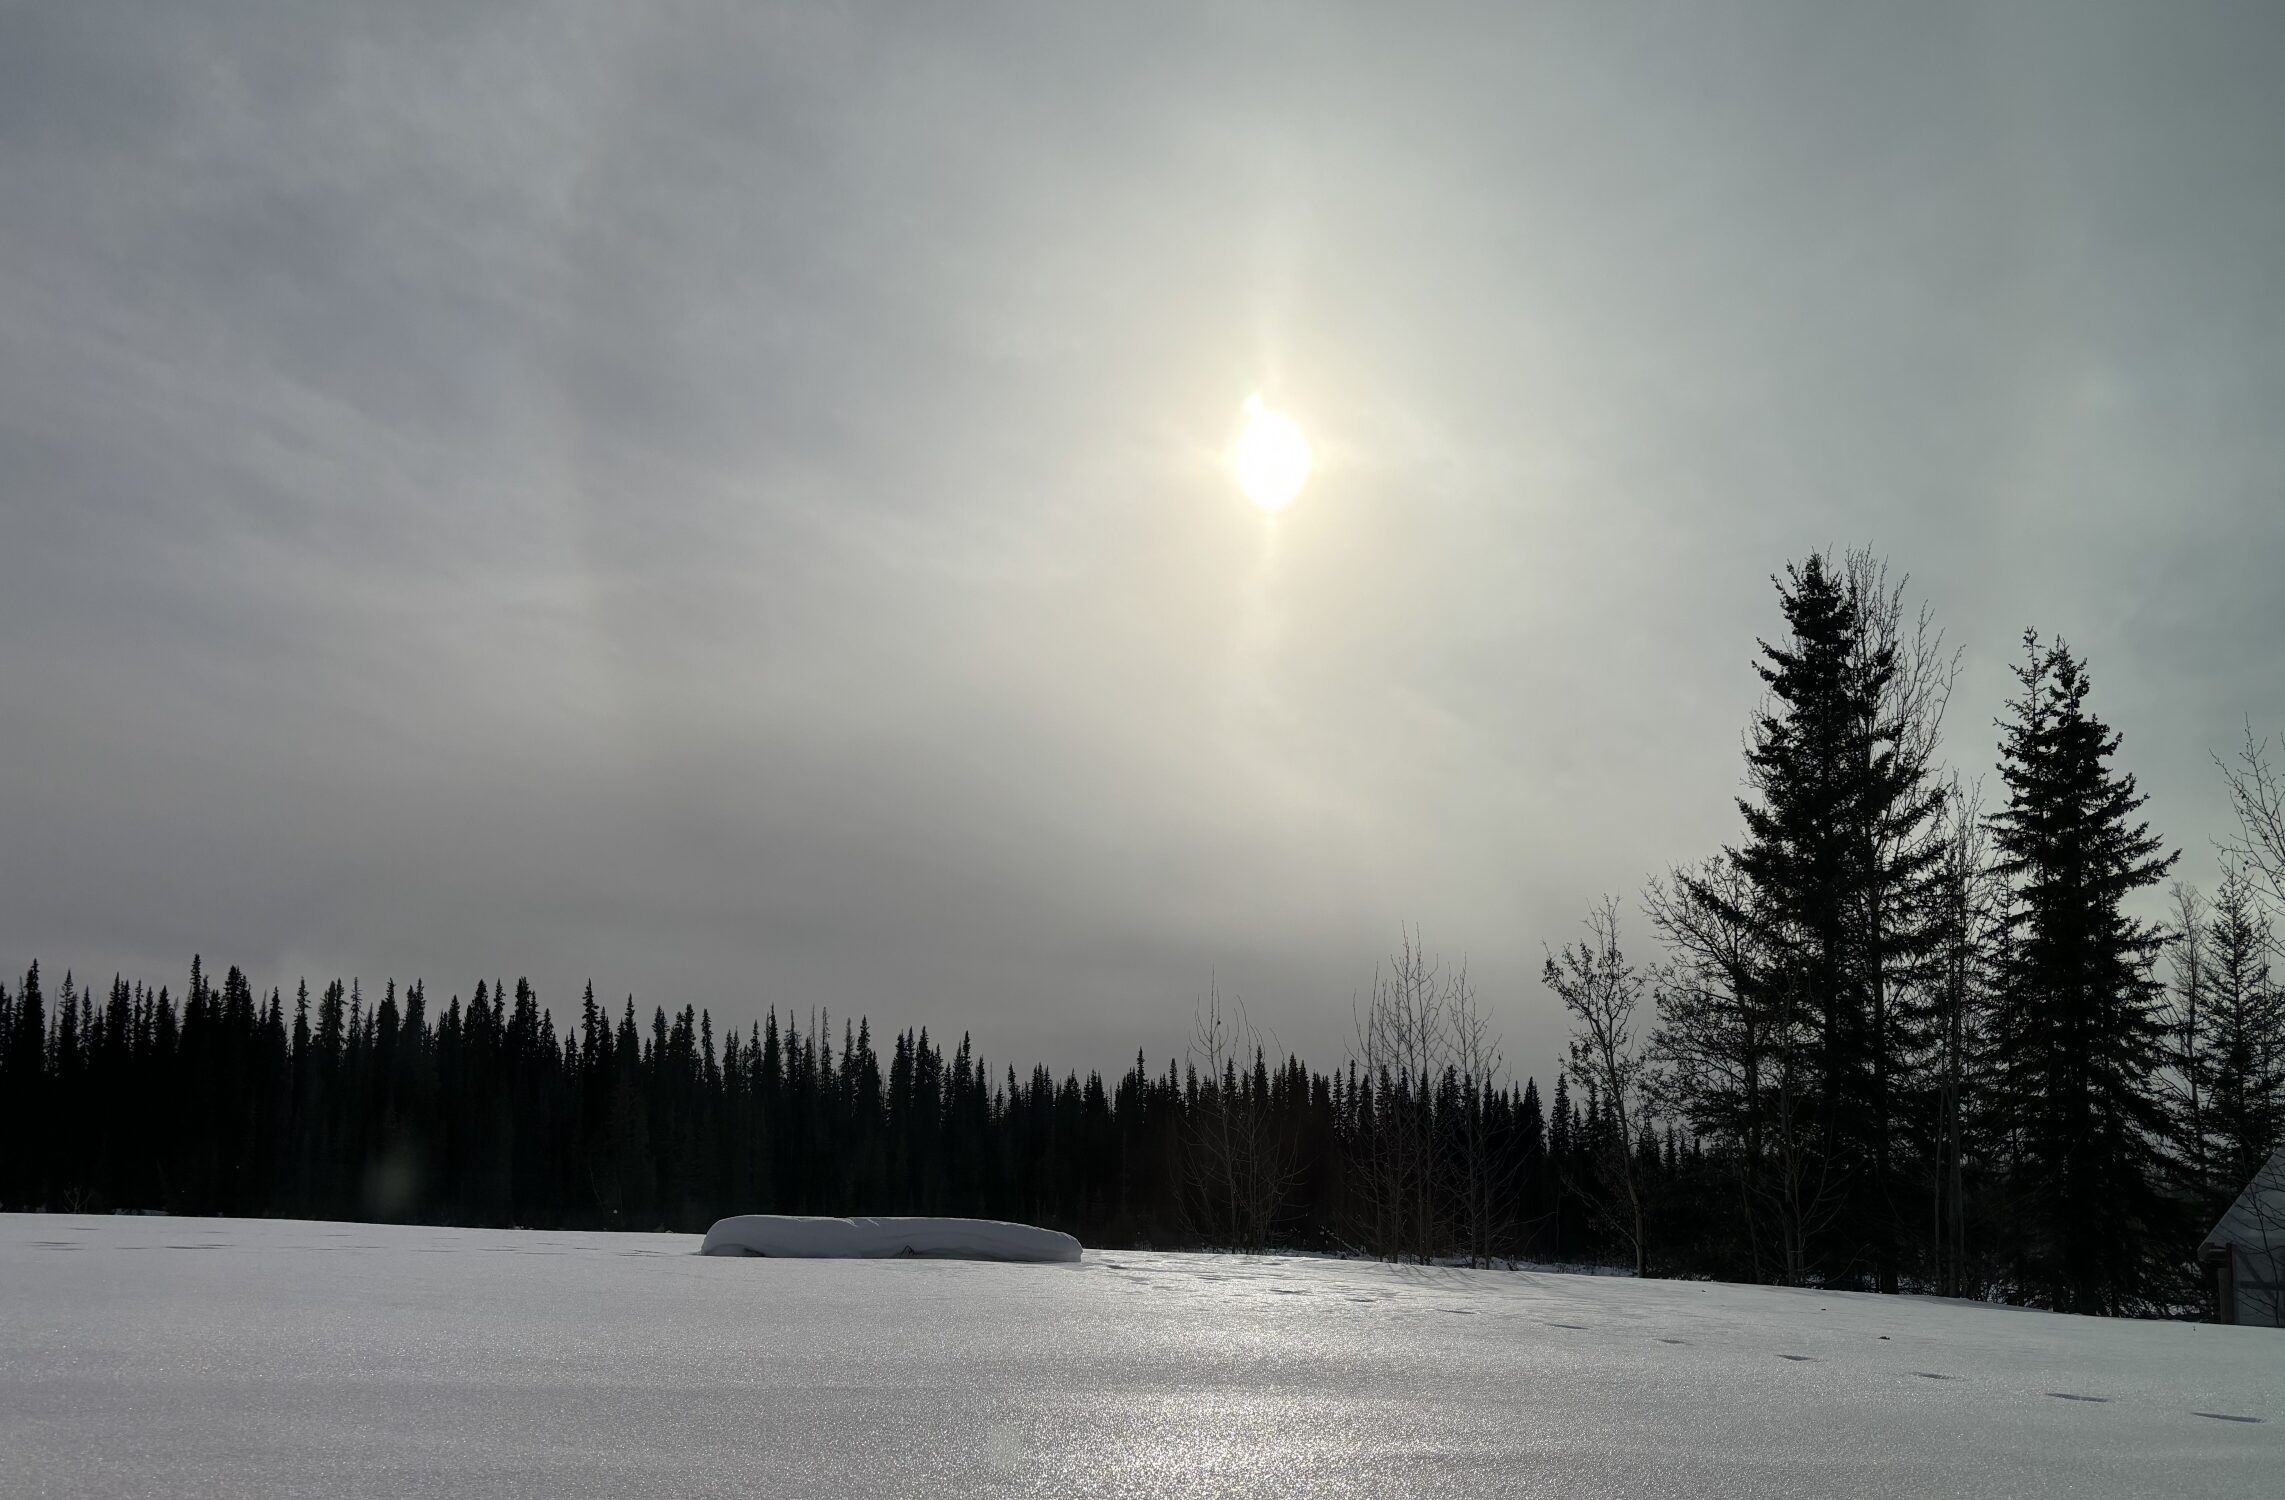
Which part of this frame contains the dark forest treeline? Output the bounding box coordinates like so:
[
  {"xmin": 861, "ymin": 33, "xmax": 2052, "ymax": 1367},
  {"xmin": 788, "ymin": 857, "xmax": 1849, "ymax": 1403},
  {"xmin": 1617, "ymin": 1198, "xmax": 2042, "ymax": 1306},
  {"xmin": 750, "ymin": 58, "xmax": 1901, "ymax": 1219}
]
[
  {"xmin": 0, "ymin": 958, "xmax": 1651, "ymax": 1261},
  {"xmin": 6, "ymin": 547, "xmax": 2283, "ymax": 1318}
]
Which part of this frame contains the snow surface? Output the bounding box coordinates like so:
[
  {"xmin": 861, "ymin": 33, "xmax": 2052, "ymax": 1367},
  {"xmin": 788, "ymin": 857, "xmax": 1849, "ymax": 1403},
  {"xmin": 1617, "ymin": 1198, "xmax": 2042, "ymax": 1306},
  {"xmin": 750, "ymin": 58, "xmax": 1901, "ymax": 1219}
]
[
  {"xmin": 2, "ymin": 1214, "xmax": 2279, "ymax": 1498},
  {"xmin": 701, "ymin": 1213, "xmax": 1081, "ymax": 1262}
]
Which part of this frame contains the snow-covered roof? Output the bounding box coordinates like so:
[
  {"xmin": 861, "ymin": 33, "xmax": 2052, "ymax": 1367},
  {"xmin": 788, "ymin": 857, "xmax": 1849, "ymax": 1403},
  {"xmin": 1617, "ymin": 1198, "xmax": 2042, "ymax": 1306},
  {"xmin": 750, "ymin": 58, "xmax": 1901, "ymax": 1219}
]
[{"xmin": 2201, "ymin": 1145, "xmax": 2285, "ymax": 1254}]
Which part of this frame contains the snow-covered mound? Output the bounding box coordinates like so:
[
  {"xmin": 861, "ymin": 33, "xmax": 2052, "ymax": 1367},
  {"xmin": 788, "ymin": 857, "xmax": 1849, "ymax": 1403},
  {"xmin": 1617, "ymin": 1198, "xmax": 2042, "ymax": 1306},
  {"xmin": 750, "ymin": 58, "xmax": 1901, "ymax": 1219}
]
[{"xmin": 699, "ymin": 1213, "xmax": 1081, "ymax": 1263}]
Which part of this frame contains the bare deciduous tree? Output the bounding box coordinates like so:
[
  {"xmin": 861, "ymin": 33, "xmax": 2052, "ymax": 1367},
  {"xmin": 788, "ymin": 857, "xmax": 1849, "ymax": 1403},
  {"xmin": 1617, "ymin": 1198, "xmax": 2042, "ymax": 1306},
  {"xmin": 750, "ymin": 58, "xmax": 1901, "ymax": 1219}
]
[
  {"xmin": 1545, "ymin": 898, "xmax": 1651, "ymax": 1275},
  {"xmin": 1180, "ymin": 981, "xmax": 1300, "ymax": 1252},
  {"xmin": 2163, "ymin": 880, "xmax": 2213, "ymax": 1192},
  {"xmin": 1762, "ymin": 967, "xmax": 1845, "ymax": 1287},
  {"xmin": 1350, "ymin": 929, "xmax": 1452, "ymax": 1263},
  {"xmin": 1843, "ymin": 547, "xmax": 1962, "ymax": 790},
  {"xmin": 1443, "ymin": 964, "xmax": 1510, "ymax": 1268},
  {"xmin": 1845, "ymin": 546, "xmax": 1961, "ymax": 1293},
  {"xmin": 2218, "ymin": 724, "xmax": 2285, "ymax": 929},
  {"xmin": 1926, "ymin": 777, "xmax": 1998, "ymax": 1297},
  {"xmin": 1647, "ymin": 855, "xmax": 1768, "ymax": 1280}
]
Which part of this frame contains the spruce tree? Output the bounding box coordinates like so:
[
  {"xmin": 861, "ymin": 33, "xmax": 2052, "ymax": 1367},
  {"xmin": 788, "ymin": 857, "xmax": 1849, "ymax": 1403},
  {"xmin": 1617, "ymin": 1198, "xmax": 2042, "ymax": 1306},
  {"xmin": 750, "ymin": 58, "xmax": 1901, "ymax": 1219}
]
[
  {"xmin": 8, "ymin": 964, "xmax": 48, "ymax": 1206},
  {"xmin": 2195, "ymin": 868, "xmax": 2283, "ymax": 1195},
  {"xmin": 1989, "ymin": 633, "xmax": 2177, "ymax": 1313},
  {"xmin": 1701, "ymin": 553, "xmax": 1947, "ymax": 1288}
]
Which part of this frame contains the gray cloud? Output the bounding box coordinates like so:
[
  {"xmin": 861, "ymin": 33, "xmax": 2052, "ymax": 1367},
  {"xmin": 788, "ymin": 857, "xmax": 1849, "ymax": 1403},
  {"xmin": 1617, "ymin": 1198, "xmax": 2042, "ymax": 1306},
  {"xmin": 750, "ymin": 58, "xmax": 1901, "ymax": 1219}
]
[{"xmin": 4, "ymin": 1, "xmax": 2282, "ymax": 1072}]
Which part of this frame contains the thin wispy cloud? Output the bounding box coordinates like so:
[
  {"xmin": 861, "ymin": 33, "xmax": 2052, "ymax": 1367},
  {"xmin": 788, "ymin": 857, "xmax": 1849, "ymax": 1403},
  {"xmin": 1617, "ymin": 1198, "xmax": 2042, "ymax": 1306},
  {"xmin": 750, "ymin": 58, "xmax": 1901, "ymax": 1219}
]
[{"xmin": 4, "ymin": 1, "xmax": 2281, "ymax": 1068}]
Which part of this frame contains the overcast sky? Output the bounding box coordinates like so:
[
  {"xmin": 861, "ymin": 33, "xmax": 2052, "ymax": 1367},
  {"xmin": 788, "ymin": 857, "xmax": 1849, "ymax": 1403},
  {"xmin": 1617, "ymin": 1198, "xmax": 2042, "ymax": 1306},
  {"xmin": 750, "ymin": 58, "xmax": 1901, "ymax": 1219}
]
[{"xmin": 4, "ymin": 2, "xmax": 2281, "ymax": 1075}]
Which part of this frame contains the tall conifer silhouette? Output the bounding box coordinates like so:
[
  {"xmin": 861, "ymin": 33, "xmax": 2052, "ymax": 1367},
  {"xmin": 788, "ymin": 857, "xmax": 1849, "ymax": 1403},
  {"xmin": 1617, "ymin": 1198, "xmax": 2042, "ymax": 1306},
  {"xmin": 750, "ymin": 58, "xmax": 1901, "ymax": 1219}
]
[{"xmin": 1989, "ymin": 634, "xmax": 2177, "ymax": 1313}]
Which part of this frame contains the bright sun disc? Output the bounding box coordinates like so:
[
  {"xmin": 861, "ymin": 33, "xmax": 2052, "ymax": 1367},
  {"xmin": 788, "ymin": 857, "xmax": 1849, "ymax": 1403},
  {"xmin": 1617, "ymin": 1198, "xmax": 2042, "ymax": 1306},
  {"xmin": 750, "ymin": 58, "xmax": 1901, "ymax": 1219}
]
[{"xmin": 1231, "ymin": 396, "xmax": 1310, "ymax": 511}]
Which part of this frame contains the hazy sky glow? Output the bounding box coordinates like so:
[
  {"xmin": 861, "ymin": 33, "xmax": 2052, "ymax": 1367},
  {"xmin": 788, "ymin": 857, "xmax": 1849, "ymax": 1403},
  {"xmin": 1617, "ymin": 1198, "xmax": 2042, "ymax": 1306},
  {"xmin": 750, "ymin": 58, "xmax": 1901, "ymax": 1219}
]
[{"xmin": 4, "ymin": 2, "xmax": 2282, "ymax": 1072}]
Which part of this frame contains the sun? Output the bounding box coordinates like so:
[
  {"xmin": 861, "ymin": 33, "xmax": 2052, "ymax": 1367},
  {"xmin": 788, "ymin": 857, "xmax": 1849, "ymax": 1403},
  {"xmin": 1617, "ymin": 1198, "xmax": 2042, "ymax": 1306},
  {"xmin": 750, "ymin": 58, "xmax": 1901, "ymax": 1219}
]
[{"xmin": 1229, "ymin": 395, "xmax": 1310, "ymax": 512}]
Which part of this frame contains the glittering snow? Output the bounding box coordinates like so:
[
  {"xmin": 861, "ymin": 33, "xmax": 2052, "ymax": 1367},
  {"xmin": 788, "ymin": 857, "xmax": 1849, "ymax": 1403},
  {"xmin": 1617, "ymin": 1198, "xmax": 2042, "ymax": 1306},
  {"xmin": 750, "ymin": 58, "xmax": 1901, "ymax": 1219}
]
[{"xmin": 2, "ymin": 1214, "xmax": 2277, "ymax": 1497}]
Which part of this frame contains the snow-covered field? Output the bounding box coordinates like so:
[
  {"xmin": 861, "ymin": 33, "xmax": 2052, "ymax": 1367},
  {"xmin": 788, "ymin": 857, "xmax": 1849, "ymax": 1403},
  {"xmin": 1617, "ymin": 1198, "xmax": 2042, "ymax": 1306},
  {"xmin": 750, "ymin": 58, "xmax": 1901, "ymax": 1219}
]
[{"xmin": 2, "ymin": 1215, "xmax": 2277, "ymax": 1497}]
